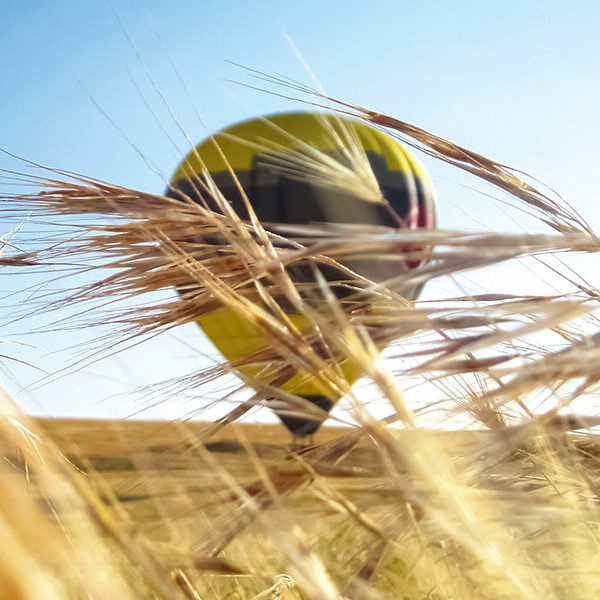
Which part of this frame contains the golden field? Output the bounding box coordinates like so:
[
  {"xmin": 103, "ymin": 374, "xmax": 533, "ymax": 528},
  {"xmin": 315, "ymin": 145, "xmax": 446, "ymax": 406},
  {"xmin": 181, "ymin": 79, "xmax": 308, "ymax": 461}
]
[{"xmin": 0, "ymin": 413, "xmax": 598, "ymax": 599}]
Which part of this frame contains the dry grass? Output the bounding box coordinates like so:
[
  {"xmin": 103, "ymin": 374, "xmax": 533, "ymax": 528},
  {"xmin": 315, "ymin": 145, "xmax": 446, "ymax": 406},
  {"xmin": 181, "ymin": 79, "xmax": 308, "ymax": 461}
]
[{"xmin": 1, "ymin": 94, "xmax": 600, "ymax": 599}]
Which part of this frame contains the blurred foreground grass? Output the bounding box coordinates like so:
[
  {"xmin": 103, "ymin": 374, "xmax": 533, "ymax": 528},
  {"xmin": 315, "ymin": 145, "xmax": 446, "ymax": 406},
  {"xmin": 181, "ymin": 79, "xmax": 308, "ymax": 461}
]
[{"xmin": 2, "ymin": 411, "xmax": 600, "ymax": 599}]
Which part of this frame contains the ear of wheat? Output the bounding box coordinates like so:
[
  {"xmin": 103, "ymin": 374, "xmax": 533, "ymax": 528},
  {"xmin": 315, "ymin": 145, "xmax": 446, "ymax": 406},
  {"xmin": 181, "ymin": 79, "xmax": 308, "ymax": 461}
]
[{"xmin": 1, "ymin": 92, "xmax": 600, "ymax": 599}]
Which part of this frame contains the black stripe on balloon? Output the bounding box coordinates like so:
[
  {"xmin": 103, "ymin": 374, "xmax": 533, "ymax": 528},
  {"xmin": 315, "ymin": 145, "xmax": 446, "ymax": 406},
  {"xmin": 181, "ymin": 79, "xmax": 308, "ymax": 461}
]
[
  {"xmin": 275, "ymin": 395, "xmax": 335, "ymax": 436},
  {"xmin": 168, "ymin": 151, "xmax": 424, "ymax": 227}
]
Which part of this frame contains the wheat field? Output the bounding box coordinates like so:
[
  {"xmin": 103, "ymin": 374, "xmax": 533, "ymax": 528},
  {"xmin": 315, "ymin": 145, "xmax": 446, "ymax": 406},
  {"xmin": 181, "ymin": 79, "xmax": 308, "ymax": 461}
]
[{"xmin": 2, "ymin": 91, "xmax": 600, "ymax": 599}]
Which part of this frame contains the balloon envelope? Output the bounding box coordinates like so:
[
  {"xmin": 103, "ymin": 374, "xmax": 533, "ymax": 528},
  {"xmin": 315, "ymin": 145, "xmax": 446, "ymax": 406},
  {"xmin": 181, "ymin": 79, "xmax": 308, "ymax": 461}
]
[{"xmin": 167, "ymin": 112, "xmax": 436, "ymax": 436}]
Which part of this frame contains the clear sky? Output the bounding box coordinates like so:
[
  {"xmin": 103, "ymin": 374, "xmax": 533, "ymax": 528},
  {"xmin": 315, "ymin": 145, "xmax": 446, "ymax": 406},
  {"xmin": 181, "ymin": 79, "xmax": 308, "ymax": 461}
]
[{"xmin": 2, "ymin": 1, "xmax": 600, "ymax": 421}]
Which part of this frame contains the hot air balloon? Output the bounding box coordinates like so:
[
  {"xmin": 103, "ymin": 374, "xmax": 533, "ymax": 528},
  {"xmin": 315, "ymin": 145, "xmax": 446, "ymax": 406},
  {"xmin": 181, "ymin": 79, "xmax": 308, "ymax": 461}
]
[{"xmin": 167, "ymin": 112, "xmax": 436, "ymax": 443}]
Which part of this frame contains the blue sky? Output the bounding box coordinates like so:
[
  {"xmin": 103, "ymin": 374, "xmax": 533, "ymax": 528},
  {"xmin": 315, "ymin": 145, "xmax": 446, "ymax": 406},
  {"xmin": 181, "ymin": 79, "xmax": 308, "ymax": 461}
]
[{"xmin": 2, "ymin": 1, "xmax": 600, "ymax": 421}]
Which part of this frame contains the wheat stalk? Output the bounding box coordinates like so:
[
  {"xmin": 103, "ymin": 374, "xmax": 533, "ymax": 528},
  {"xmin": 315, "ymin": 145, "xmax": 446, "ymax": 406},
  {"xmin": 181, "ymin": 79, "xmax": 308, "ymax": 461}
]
[{"xmin": 2, "ymin": 100, "xmax": 600, "ymax": 598}]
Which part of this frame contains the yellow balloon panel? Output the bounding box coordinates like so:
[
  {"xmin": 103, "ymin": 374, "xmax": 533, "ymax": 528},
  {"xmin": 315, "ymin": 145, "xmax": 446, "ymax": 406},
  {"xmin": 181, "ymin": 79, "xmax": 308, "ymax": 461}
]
[
  {"xmin": 196, "ymin": 308, "xmax": 365, "ymax": 399},
  {"xmin": 171, "ymin": 112, "xmax": 429, "ymax": 181}
]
